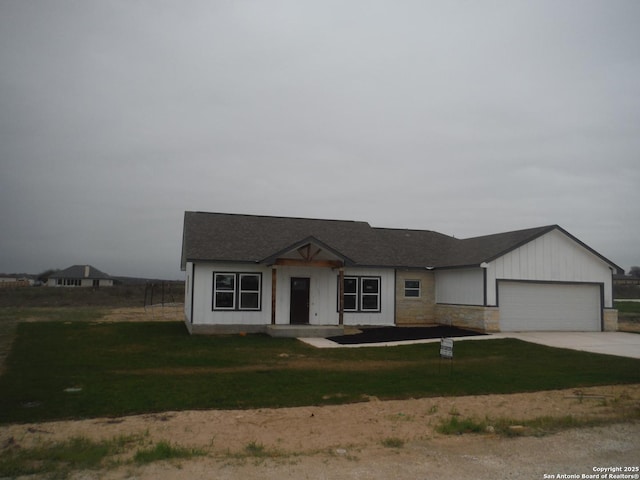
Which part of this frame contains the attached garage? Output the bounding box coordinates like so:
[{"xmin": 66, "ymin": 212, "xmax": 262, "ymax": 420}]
[
  {"xmin": 183, "ymin": 213, "xmax": 621, "ymax": 334},
  {"xmin": 498, "ymin": 281, "xmax": 602, "ymax": 332}
]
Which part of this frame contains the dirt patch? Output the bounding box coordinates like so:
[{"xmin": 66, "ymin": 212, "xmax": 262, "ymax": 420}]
[
  {"xmin": 113, "ymin": 359, "xmax": 420, "ymax": 376},
  {"xmin": 2, "ymin": 384, "xmax": 639, "ymax": 479},
  {"xmin": 101, "ymin": 306, "xmax": 183, "ymax": 323}
]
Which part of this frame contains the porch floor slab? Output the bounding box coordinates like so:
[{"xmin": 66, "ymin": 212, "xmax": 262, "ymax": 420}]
[{"xmin": 267, "ymin": 325, "xmax": 345, "ymax": 338}]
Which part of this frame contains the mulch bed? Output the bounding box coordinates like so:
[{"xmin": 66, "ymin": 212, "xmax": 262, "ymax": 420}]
[{"xmin": 328, "ymin": 326, "xmax": 486, "ymax": 345}]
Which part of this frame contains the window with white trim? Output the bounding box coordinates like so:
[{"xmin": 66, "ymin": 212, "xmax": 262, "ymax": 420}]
[
  {"xmin": 239, "ymin": 273, "xmax": 261, "ymax": 310},
  {"xmin": 343, "ymin": 277, "xmax": 358, "ymax": 311},
  {"xmin": 404, "ymin": 279, "xmax": 421, "ymax": 298},
  {"xmin": 213, "ymin": 272, "xmax": 262, "ymax": 311},
  {"xmin": 339, "ymin": 276, "xmax": 381, "ymax": 312}
]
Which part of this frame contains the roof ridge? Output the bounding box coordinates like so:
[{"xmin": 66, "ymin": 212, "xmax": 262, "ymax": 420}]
[
  {"xmin": 459, "ymin": 224, "xmax": 557, "ymax": 241},
  {"xmin": 372, "ymin": 226, "xmax": 454, "ymax": 236},
  {"xmin": 189, "ymin": 211, "xmax": 367, "ymax": 225}
]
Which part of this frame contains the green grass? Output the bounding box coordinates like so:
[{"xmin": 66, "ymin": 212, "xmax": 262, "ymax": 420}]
[
  {"xmin": 243, "ymin": 441, "xmax": 267, "ymax": 457},
  {"xmin": 437, "ymin": 416, "xmax": 488, "ymax": 435},
  {"xmin": 616, "ymin": 301, "xmax": 640, "ymax": 314},
  {"xmin": 437, "ymin": 407, "xmax": 640, "ymax": 437},
  {"xmin": 133, "ymin": 441, "xmax": 205, "ymax": 464},
  {"xmin": 0, "ymin": 435, "xmax": 139, "ymax": 478},
  {"xmin": 0, "ymin": 435, "xmax": 204, "ymax": 478},
  {"xmin": 1, "ymin": 317, "xmax": 639, "ymax": 424},
  {"xmin": 381, "ymin": 437, "xmax": 405, "ymax": 448}
]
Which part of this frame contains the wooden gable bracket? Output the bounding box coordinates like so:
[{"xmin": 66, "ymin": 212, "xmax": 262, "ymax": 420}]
[{"xmin": 297, "ymin": 244, "xmax": 323, "ymax": 262}]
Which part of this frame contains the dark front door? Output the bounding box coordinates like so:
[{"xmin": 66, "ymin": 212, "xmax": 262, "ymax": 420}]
[{"xmin": 290, "ymin": 277, "xmax": 310, "ymax": 325}]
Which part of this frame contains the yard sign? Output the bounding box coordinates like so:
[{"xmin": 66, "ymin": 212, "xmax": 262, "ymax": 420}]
[{"xmin": 440, "ymin": 337, "xmax": 454, "ymax": 359}]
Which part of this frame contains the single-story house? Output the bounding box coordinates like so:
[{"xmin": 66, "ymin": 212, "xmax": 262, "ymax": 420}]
[
  {"xmin": 48, "ymin": 265, "xmax": 114, "ymax": 287},
  {"xmin": 181, "ymin": 211, "xmax": 621, "ymax": 335}
]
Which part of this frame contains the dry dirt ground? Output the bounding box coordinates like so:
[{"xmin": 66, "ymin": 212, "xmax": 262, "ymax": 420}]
[
  {"xmin": 1, "ymin": 308, "xmax": 639, "ymax": 479},
  {"xmin": 2, "ymin": 386, "xmax": 639, "ymax": 480}
]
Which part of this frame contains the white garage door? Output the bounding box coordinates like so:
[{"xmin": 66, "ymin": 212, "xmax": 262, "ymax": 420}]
[{"xmin": 499, "ymin": 282, "xmax": 601, "ymax": 332}]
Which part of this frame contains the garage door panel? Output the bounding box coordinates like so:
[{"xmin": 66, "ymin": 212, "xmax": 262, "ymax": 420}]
[{"xmin": 499, "ymin": 282, "xmax": 601, "ymax": 332}]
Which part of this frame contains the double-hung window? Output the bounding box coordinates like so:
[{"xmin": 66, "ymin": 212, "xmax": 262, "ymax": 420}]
[
  {"xmin": 213, "ymin": 272, "xmax": 262, "ymax": 311},
  {"xmin": 343, "ymin": 277, "xmax": 358, "ymax": 311},
  {"xmin": 340, "ymin": 276, "xmax": 381, "ymax": 312},
  {"xmin": 239, "ymin": 273, "xmax": 261, "ymax": 310},
  {"xmin": 404, "ymin": 280, "xmax": 421, "ymax": 298}
]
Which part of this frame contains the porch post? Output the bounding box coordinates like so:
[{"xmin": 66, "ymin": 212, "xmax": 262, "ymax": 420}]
[
  {"xmin": 271, "ymin": 267, "xmax": 277, "ymax": 325},
  {"xmin": 338, "ymin": 267, "xmax": 344, "ymax": 326}
]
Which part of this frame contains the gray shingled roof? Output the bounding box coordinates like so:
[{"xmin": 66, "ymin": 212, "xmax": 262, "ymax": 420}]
[
  {"xmin": 181, "ymin": 212, "xmax": 385, "ymax": 267},
  {"xmin": 181, "ymin": 212, "xmax": 621, "ymax": 271},
  {"xmin": 50, "ymin": 265, "xmax": 111, "ymax": 279}
]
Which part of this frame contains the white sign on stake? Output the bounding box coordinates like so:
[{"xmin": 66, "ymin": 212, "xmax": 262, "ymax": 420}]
[{"xmin": 440, "ymin": 337, "xmax": 454, "ymax": 359}]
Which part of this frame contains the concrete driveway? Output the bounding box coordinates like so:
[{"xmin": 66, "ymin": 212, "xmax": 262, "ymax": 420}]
[{"xmin": 494, "ymin": 332, "xmax": 640, "ymax": 359}]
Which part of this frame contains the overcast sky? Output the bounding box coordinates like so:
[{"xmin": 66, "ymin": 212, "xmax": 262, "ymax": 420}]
[{"xmin": 1, "ymin": 1, "xmax": 639, "ymax": 279}]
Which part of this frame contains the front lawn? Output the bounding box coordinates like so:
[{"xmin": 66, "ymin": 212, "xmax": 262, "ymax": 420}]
[
  {"xmin": 616, "ymin": 301, "xmax": 640, "ymax": 314},
  {"xmin": 1, "ymin": 320, "xmax": 639, "ymax": 424}
]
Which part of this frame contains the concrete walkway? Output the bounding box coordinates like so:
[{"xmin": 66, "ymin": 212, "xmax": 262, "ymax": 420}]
[{"xmin": 300, "ymin": 331, "xmax": 640, "ymax": 359}]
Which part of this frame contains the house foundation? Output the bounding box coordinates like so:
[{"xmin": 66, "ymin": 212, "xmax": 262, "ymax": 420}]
[
  {"xmin": 603, "ymin": 309, "xmax": 618, "ymax": 331},
  {"xmin": 435, "ymin": 305, "xmax": 500, "ymax": 332}
]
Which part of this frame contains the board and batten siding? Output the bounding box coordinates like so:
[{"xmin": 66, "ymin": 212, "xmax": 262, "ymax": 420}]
[
  {"xmin": 185, "ymin": 262, "xmax": 394, "ymax": 327},
  {"xmin": 274, "ymin": 265, "xmax": 337, "ymax": 326},
  {"xmin": 485, "ymin": 229, "xmax": 615, "ymax": 307},
  {"xmin": 189, "ymin": 262, "xmax": 273, "ymax": 326},
  {"xmin": 435, "ymin": 268, "xmax": 484, "ymax": 305},
  {"xmin": 341, "ymin": 267, "xmax": 395, "ymax": 327},
  {"xmin": 275, "ymin": 266, "xmax": 394, "ymax": 326}
]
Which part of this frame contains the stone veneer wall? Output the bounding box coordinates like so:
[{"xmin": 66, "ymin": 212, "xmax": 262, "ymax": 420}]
[
  {"xmin": 435, "ymin": 304, "xmax": 500, "ymax": 332},
  {"xmin": 395, "ymin": 270, "xmax": 436, "ymax": 325},
  {"xmin": 603, "ymin": 309, "xmax": 618, "ymax": 331}
]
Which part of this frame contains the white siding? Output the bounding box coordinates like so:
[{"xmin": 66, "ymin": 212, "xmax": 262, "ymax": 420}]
[
  {"xmin": 275, "ymin": 266, "xmax": 394, "ymax": 326},
  {"xmin": 341, "ymin": 267, "xmax": 395, "ymax": 327},
  {"xmin": 485, "ymin": 229, "xmax": 614, "ymax": 307},
  {"xmin": 189, "ymin": 263, "xmax": 394, "ymax": 327},
  {"xmin": 191, "ymin": 263, "xmax": 272, "ymax": 326},
  {"xmin": 184, "ymin": 262, "xmax": 193, "ymax": 323},
  {"xmin": 275, "ymin": 266, "xmax": 337, "ymax": 325},
  {"xmin": 435, "ymin": 268, "xmax": 484, "ymax": 305}
]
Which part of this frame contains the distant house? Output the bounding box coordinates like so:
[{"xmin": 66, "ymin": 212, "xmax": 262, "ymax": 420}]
[
  {"xmin": 613, "ymin": 274, "xmax": 640, "ymax": 286},
  {"xmin": 0, "ymin": 277, "xmax": 32, "ymax": 288},
  {"xmin": 181, "ymin": 212, "xmax": 622, "ymax": 335},
  {"xmin": 48, "ymin": 265, "xmax": 113, "ymax": 288}
]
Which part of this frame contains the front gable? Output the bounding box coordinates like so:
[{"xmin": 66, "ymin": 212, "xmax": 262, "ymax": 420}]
[
  {"xmin": 259, "ymin": 236, "xmax": 353, "ymax": 268},
  {"xmin": 484, "ymin": 227, "xmax": 617, "ymax": 307}
]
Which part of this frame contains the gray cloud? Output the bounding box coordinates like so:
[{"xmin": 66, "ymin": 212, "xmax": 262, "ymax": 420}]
[{"xmin": 1, "ymin": 0, "xmax": 639, "ymax": 278}]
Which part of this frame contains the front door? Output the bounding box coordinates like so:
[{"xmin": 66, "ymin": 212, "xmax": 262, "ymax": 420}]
[{"xmin": 290, "ymin": 277, "xmax": 310, "ymax": 325}]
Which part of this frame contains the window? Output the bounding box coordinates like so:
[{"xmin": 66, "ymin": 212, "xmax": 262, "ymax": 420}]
[
  {"xmin": 239, "ymin": 274, "xmax": 261, "ymax": 310},
  {"xmin": 343, "ymin": 277, "xmax": 358, "ymax": 311},
  {"xmin": 361, "ymin": 277, "xmax": 380, "ymax": 311},
  {"xmin": 338, "ymin": 276, "xmax": 381, "ymax": 312},
  {"xmin": 404, "ymin": 280, "xmax": 421, "ymax": 298},
  {"xmin": 213, "ymin": 272, "xmax": 262, "ymax": 311}
]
